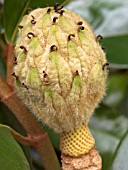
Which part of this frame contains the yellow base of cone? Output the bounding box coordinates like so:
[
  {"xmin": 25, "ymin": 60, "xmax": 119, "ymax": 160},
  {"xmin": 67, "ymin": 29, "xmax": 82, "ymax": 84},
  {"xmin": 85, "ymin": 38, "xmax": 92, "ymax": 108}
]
[{"xmin": 60, "ymin": 124, "xmax": 95, "ymax": 157}]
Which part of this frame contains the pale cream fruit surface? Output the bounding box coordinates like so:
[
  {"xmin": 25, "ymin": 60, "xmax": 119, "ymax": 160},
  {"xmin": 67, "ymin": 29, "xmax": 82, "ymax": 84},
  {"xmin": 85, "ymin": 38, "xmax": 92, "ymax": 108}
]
[{"xmin": 14, "ymin": 7, "xmax": 107, "ymax": 133}]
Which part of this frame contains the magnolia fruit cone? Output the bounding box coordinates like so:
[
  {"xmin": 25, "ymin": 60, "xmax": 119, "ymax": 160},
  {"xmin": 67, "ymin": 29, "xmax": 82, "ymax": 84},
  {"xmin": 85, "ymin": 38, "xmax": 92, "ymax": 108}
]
[{"xmin": 14, "ymin": 5, "xmax": 107, "ymax": 169}]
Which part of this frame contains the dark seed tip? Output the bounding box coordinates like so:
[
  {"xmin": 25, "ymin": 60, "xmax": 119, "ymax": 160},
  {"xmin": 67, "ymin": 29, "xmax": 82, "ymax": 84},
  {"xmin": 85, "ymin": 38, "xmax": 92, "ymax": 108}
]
[
  {"xmin": 96, "ymin": 35, "xmax": 103, "ymax": 42},
  {"xmin": 47, "ymin": 8, "xmax": 51, "ymax": 14},
  {"xmin": 18, "ymin": 25, "xmax": 23, "ymax": 29},
  {"xmin": 27, "ymin": 32, "xmax": 35, "ymax": 39},
  {"xmin": 68, "ymin": 34, "xmax": 75, "ymax": 41},
  {"xmin": 102, "ymin": 62, "xmax": 109, "ymax": 70},
  {"xmin": 53, "ymin": 17, "xmax": 58, "ymax": 23},
  {"xmin": 50, "ymin": 45, "xmax": 58, "ymax": 52},
  {"xmin": 78, "ymin": 26, "xmax": 84, "ymax": 31},
  {"xmin": 75, "ymin": 70, "xmax": 79, "ymax": 76},
  {"xmin": 77, "ymin": 21, "xmax": 83, "ymax": 25},
  {"xmin": 60, "ymin": 10, "xmax": 65, "ymax": 16},
  {"xmin": 102, "ymin": 45, "xmax": 105, "ymax": 50}
]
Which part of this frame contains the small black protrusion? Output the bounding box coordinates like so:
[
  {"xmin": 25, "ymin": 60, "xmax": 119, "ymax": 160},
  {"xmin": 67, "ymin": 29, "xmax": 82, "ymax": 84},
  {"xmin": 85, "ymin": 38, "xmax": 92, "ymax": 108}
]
[
  {"xmin": 101, "ymin": 45, "xmax": 105, "ymax": 51},
  {"xmin": 50, "ymin": 45, "xmax": 58, "ymax": 52},
  {"xmin": 58, "ymin": 6, "xmax": 64, "ymax": 10},
  {"xmin": 68, "ymin": 34, "xmax": 75, "ymax": 41},
  {"xmin": 27, "ymin": 32, "xmax": 35, "ymax": 39},
  {"xmin": 59, "ymin": 10, "xmax": 65, "ymax": 16},
  {"xmin": 43, "ymin": 71, "xmax": 48, "ymax": 78},
  {"xmin": 20, "ymin": 46, "xmax": 27, "ymax": 54},
  {"xmin": 96, "ymin": 35, "xmax": 103, "ymax": 42},
  {"xmin": 31, "ymin": 15, "xmax": 36, "ymax": 25},
  {"xmin": 102, "ymin": 62, "xmax": 109, "ymax": 70},
  {"xmin": 78, "ymin": 26, "xmax": 84, "ymax": 31},
  {"xmin": 54, "ymin": 3, "xmax": 59, "ymax": 12},
  {"xmin": 75, "ymin": 70, "xmax": 79, "ymax": 76},
  {"xmin": 22, "ymin": 83, "xmax": 28, "ymax": 90},
  {"xmin": 53, "ymin": 17, "xmax": 58, "ymax": 23},
  {"xmin": 13, "ymin": 56, "xmax": 17, "ymax": 64},
  {"xmin": 18, "ymin": 25, "xmax": 23, "ymax": 29},
  {"xmin": 11, "ymin": 72, "xmax": 18, "ymax": 80},
  {"xmin": 47, "ymin": 8, "xmax": 51, "ymax": 14},
  {"xmin": 77, "ymin": 21, "xmax": 83, "ymax": 25}
]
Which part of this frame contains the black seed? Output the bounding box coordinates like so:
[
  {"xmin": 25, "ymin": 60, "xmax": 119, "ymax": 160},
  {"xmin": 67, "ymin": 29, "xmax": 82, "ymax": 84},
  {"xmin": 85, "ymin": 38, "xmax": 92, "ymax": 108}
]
[
  {"xmin": 77, "ymin": 21, "xmax": 83, "ymax": 25},
  {"xmin": 102, "ymin": 62, "xmax": 109, "ymax": 70},
  {"xmin": 31, "ymin": 15, "xmax": 34, "ymax": 20},
  {"xmin": 31, "ymin": 20, "xmax": 36, "ymax": 25},
  {"xmin": 58, "ymin": 6, "xmax": 64, "ymax": 10},
  {"xmin": 102, "ymin": 45, "xmax": 105, "ymax": 50},
  {"xmin": 59, "ymin": 10, "xmax": 65, "ymax": 16},
  {"xmin": 53, "ymin": 17, "xmax": 58, "ymax": 23},
  {"xmin": 20, "ymin": 46, "xmax": 27, "ymax": 54},
  {"xmin": 47, "ymin": 8, "xmax": 51, "ymax": 14},
  {"xmin": 96, "ymin": 35, "xmax": 103, "ymax": 42},
  {"xmin": 75, "ymin": 70, "xmax": 79, "ymax": 76},
  {"xmin": 22, "ymin": 83, "xmax": 28, "ymax": 90},
  {"xmin": 78, "ymin": 26, "xmax": 85, "ymax": 32},
  {"xmin": 27, "ymin": 32, "xmax": 35, "ymax": 39},
  {"xmin": 18, "ymin": 25, "xmax": 23, "ymax": 29},
  {"xmin": 11, "ymin": 72, "xmax": 18, "ymax": 80},
  {"xmin": 50, "ymin": 45, "xmax": 58, "ymax": 52},
  {"xmin": 68, "ymin": 34, "xmax": 75, "ymax": 41},
  {"xmin": 54, "ymin": 3, "xmax": 59, "ymax": 12},
  {"xmin": 13, "ymin": 57, "xmax": 17, "ymax": 64}
]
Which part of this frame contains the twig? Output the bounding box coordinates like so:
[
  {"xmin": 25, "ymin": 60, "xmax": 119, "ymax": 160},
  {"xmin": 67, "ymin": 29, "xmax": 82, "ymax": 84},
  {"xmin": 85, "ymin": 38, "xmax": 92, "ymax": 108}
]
[{"xmin": 6, "ymin": 43, "xmax": 14, "ymax": 87}]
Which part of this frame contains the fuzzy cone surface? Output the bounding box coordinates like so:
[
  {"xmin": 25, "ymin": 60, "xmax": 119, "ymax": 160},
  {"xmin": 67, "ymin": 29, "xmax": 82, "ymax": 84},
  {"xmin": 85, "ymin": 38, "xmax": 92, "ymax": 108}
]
[{"xmin": 14, "ymin": 6, "xmax": 107, "ymax": 133}]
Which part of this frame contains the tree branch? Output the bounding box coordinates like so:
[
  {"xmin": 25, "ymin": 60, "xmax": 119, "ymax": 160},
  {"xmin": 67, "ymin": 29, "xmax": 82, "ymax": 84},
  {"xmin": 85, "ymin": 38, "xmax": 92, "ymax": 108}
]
[{"xmin": 6, "ymin": 43, "xmax": 14, "ymax": 87}]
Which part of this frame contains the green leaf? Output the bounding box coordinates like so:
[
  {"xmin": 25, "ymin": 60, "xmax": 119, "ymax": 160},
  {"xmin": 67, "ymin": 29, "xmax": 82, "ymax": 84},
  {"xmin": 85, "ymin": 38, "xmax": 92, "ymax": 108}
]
[
  {"xmin": 111, "ymin": 130, "xmax": 128, "ymax": 170},
  {"xmin": 66, "ymin": 0, "xmax": 128, "ymax": 67},
  {"xmin": 0, "ymin": 125, "xmax": 30, "ymax": 170},
  {"xmin": 3, "ymin": 0, "xmax": 67, "ymax": 43},
  {"xmin": 103, "ymin": 73, "xmax": 128, "ymax": 113},
  {"xmin": 90, "ymin": 106, "xmax": 128, "ymax": 170},
  {"xmin": 104, "ymin": 35, "xmax": 128, "ymax": 68}
]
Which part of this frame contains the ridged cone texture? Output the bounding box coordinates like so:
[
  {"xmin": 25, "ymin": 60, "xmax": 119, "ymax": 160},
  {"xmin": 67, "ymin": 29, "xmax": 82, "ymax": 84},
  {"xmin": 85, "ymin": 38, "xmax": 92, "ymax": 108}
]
[
  {"xmin": 60, "ymin": 125, "xmax": 95, "ymax": 157},
  {"xmin": 14, "ymin": 7, "xmax": 107, "ymax": 133}
]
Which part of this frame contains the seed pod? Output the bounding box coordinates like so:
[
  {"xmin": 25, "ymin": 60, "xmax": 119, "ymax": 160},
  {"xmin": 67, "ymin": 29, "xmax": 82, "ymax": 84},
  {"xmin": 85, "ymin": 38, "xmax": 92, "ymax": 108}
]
[{"xmin": 14, "ymin": 7, "xmax": 108, "ymax": 158}]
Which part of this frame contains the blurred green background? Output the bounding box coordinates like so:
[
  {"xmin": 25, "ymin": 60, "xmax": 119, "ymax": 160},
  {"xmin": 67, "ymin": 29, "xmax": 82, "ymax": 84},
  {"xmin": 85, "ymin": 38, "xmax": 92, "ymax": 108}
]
[{"xmin": 0, "ymin": 0, "xmax": 128, "ymax": 170}]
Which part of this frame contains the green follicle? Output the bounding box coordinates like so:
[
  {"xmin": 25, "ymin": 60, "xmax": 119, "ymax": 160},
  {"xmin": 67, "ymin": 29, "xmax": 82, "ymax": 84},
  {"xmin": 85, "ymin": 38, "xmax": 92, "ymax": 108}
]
[
  {"xmin": 59, "ymin": 16, "xmax": 76, "ymax": 33},
  {"xmin": 17, "ymin": 53, "xmax": 26, "ymax": 63},
  {"xmin": 73, "ymin": 74, "xmax": 82, "ymax": 89},
  {"xmin": 45, "ymin": 86, "xmax": 54, "ymax": 97},
  {"xmin": 27, "ymin": 68, "xmax": 39, "ymax": 88},
  {"xmin": 41, "ymin": 13, "xmax": 51, "ymax": 27},
  {"xmin": 15, "ymin": 79, "xmax": 21, "ymax": 88},
  {"xmin": 29, "ymin": 37, "xmax": 43, "ymax": 55},
  {"xmin": 49, "ymin": 51, "xmax": 60, "ymax": 63},
  {"xmin": 68, "ymin": 41, "xmax": 77, "ymax": 57}
]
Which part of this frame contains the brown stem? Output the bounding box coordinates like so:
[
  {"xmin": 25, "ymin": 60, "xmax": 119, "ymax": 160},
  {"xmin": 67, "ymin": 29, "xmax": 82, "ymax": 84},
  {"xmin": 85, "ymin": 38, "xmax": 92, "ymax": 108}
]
[
  {"xmin": 0, "ymin": 75, "xmax": 60, "ymax": 170},
  {"xmin": 62, "ymin": 147, "xmax": 102, "ymax": 170},
  {"xmin": 6, "ymin": 43, "xmax": 14, "ymax": 87}
]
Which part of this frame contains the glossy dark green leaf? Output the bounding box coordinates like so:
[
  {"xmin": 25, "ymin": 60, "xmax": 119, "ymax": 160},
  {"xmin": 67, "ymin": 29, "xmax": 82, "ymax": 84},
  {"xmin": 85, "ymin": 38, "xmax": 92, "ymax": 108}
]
[
  {"xmin": 111, "ymin": 130, "xmax": 128, "ymax": 170},
  {"xmin": 103, "ymin": 73, "xmax": 128, "ymax": 113},
  {"xmin": 66, "ymin": 0, "xmax": 128, "ymax": 67},
  {"xmin": 0, "ymin": 125, "xmax": 30, "ymax": 170},
  {"xmin": 104, "ymin": 35, "xmax": 128, "ymax": 67},
  {"xmin": 90, "ymin": 106, "xmax": 128, "ymax": 170},
  {"xmin": 0, "ymin": 54, "xmax": 6, "ymax": 78},
  {"xmin": 3, "ymin": 0, "xmax": 67, "ymax": 43}
]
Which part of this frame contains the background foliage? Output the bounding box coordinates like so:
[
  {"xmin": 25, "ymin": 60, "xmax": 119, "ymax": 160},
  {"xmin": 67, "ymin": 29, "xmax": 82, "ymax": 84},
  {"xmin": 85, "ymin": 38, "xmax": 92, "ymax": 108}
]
[{"xmin": 0, "ymin": 0, "xmax": 128, "ymax": 170}]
